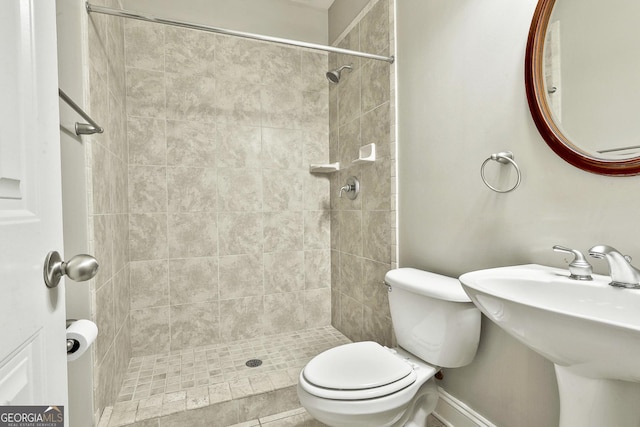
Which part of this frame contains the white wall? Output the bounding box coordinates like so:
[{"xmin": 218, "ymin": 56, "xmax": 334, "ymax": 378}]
[
  {"xmin": 56, "ymin": 1, "xmax": 93, "ymax": 426},
  {"xmin": 397, "ymin": 0, "xmax": 640, "ymax": 425},
  {"xmin": 122, "ymin": 0, "xmax": 329, "ymax": 44}
]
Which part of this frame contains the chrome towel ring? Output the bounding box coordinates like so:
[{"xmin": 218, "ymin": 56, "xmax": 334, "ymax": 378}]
[{"xmin": 480, "ymin": 151, "xmax": 522, "ymax": 193}]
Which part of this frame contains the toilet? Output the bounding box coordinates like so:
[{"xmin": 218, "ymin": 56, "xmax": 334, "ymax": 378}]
[{"xmin": 297, "ymin": 268, "xmax": 481, "ymax": 427}]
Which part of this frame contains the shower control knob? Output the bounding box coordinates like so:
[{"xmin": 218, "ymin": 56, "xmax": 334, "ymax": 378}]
[{"xmin": 43, "ymin": 251, "xmax": 99, "ymax": 288}]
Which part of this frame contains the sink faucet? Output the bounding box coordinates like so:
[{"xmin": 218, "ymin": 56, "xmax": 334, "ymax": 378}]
[
  {"xmin": 552, "ymin": 245, "xmax": 593, "ymax": 280},
  {"xmin": 588, "ymin": 245, "xmax": 640, "ymax": 289}
]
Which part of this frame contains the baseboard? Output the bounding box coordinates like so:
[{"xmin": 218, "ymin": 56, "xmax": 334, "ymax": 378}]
[{"xmin": 432, "ymin": 387, "xmax": 497, "ymax": 427}]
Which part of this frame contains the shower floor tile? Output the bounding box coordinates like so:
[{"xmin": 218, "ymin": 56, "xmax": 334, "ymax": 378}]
[{"xmin": 105, "ymin": 326, "xmax": 350, "ymax": 426}]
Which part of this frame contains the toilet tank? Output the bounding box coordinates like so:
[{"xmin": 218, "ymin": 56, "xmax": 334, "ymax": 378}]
[{"xmin": 385, "ymin": 268, "xmax": 480, "ymax": 368}]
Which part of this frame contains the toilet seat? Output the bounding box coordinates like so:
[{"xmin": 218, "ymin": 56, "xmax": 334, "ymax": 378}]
[{"xmin": 300, "ymin": 342, "xmax": 418, "ymax": 400}]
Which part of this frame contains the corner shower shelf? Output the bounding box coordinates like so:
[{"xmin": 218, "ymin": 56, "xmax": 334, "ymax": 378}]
[
  {"xmin": 352, "ymin": 143, "xmax": 376, "ymax": 165},
  {"xmin": 309, "ymin": 162, "xmax": 340, "ymax": 173}
]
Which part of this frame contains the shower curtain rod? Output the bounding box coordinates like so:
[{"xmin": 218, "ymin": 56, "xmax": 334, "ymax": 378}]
[{"xmin": 85, "ymin": 2, "xmax": 395, "ymax": 64}]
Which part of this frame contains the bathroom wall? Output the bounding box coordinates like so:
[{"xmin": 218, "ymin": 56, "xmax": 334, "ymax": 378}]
[
  {"xmin": 329, "ymin": 0, "xmax": 396, "ymax": 346},
  {"xmin": 397, "ymin": 0, "xmax": 640, "ymax": 425},
  {"xmin": 57, "ymin": 1, "xmax": 93, "ymax": 425},
  {"xmin": 86, "ymin": 0, "xmax": 131, "ymax": 420},
  {"xmin": 328, "ymin": 0, "xmax": 370, "ymax": 44},
  {"xmin": 123, "ymin": 19, "xmax": 331, "ymax": 357},
  {"xmin": 122, "ymin": 0, "xmax": 329, "ymax": 44}
]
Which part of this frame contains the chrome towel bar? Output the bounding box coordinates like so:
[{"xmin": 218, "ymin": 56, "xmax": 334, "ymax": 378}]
[{"xmin": 58, "ymin": 89, "xmax": 104, "ymax": 136}]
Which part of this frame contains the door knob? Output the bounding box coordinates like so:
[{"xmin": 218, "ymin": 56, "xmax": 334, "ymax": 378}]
[{"xmin": 43, "ymin": 251, "xmax": 99, "ymax": 288}]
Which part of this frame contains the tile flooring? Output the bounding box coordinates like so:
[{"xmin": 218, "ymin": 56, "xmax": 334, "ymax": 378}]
[{"xmin": 99, "ymin": 326, "xmax": 350, "ymax": 426}]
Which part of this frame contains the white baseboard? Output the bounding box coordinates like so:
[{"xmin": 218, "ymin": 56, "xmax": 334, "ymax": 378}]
[{"xmin": 432, "ymin": 387, "xmax": 497, "ymax": 427}]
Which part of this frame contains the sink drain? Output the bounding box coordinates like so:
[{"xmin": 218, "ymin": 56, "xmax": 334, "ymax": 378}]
[{"xmin": 245, "ymin": 359, "xmax": 262, "ymax": 368}]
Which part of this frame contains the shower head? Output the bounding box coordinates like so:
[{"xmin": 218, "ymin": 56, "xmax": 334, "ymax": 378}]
[{"xmin": 326, "ymin": 65, "xmax": 353, "ymax": 84}]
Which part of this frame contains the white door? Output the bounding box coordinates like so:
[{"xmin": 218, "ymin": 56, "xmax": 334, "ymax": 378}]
[{"xmin": 0, "ymin": 0, "xmax": 68, "ymax": 422}]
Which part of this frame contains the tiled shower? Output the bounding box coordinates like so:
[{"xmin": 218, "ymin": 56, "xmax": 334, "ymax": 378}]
[{"xmin": 84, "ymin": 0, "xmax": 395, "ymax": 425}]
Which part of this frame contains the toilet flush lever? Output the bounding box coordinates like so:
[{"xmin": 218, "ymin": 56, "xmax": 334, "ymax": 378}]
[{"xmin": 339, "ymin": 176, "xmax": 360, "ymax": 200}]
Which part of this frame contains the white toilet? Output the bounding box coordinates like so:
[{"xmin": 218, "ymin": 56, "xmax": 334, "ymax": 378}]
[{"xmin": 297, "ymin": 268, "xmax": 481, "ymax": 427}]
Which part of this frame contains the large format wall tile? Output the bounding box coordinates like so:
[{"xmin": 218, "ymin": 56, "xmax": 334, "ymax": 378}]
[{"xmin": 124, "ymin": 19, "xmax": 332, "ymax": 358}]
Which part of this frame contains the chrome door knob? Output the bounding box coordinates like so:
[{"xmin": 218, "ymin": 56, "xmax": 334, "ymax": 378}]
[{"xmin": 44, "ymin": 251, "xmax": 99, "ymax": 288}]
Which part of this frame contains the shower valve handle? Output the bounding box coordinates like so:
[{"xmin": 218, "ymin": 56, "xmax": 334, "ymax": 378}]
[{"xmin": 339, "ymin": 176, "xmax": 360, "ymax": 200}]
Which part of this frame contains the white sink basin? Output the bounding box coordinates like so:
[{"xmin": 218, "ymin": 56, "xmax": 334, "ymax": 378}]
[{"xmin": 460, "ymin": 264, "xmax": 640, "ymax": 427}]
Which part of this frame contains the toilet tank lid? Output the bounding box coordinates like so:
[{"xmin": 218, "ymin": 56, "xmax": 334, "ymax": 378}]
[{"xmin": 384, "ymin": 268, "xmax": 471, "ymax": 302}]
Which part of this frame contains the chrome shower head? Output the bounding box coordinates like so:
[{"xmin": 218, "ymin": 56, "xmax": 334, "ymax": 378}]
[{"xmin": 326, "ymin": 65, "xmax": 353, "ymax": 84}]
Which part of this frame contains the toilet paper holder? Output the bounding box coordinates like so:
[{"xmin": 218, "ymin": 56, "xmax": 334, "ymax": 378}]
[
  {"xmin": 66, "ymin": 319, "xmax": 98, "ymax": 360},
  {"xmin": 66, "ymin": 319, "xmax": 79, "ymax": 354}
]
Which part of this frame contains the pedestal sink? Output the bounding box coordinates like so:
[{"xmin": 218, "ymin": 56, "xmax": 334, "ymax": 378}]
[{"xmin": 459, "ymin": 264, "xmax": 640, "ymax": 427}]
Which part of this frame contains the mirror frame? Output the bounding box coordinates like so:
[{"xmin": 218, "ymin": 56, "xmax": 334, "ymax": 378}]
[{"xmin": 525, "ymin": 0, "xmax": 640, "ymax": 176}]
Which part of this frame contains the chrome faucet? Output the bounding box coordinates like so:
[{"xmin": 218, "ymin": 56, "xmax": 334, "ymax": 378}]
[{"xmin": 588, "ymin": 245, "xmax": 640, "ymax": 289}]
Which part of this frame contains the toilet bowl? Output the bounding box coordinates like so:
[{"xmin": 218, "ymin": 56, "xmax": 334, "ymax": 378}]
[{"xmin": 298, "ymin": 268, "xmax": 481, "ymax": 426}]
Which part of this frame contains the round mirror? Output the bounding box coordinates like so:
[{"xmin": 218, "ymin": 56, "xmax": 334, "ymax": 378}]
[{"xmin": 525, "ymin": 0, "xmax": 640, "ymax": 175}]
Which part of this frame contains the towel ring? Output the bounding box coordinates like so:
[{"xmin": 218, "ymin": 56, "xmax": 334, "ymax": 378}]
[{"xmin": 481, "ymin": 151, "xmax": 522, "ymax": 193}]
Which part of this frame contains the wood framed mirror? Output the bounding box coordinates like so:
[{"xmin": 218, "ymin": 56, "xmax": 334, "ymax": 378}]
[{"xmin": 525, "ymin": 0, "xmax": 640, "ymax": 176}]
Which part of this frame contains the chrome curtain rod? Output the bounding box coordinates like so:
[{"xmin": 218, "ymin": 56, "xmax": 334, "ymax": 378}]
[
  {"xmin": 85, "ymin": 2, "xmax": 395, "ymax": 64},
  {"xmin": 58, "ymin": 89, "xmax": 104, "ymax": 135}
]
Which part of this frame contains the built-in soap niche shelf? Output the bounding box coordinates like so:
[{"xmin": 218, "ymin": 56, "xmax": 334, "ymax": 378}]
[
  {"xmin": 309, "ymin": 162, "xmax": 340, "ymax": 174},
  {"xmin": 352, "ymin": 143, "xmax": 376, "ymax": 165}
]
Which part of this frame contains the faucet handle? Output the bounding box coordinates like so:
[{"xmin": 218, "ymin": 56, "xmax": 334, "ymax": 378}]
[{"xmin": 553, "ymin": 245, "xmax": 593, "ymax": 280}]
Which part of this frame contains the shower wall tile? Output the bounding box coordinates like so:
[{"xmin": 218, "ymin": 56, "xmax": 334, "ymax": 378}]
[
  {"xmin": 303, "ymin": 210, "xmax": 331, "ymax": 250},
  {"xmin": 262, "ymin": 128, "xmax": 303, "ymax": 169},
  {"xmin": 263, "ymin": 211, "xmax": 304, "ymax": 253},
  {"xmin": 218, "ymin": 212, "xmax": 264, "ymax": 256},
  {"xmin": 130, "ymin": 307, "xmax": 171, "ymax": 356},
  {"xmin": 304, "ymin": 174, "xmax": 330, "ymax": 211},
  {"xmin": 164, "ymin": 27, "xmax": 215, "ymax": 76},
  {"xmin": 93, "ymin": 214, "xmax": 113, "ymax": 289},
  {"xmin": 128, "ymin": 117, "xmax": 166, "ymax": 165},
  {"xmin": 305, "ymin": 288, "xmax": 331, "ymax": 328},
  {"xmin": 338, "ymin": 118, "xmax": 361, "ymax": 168},
  {"xmin": 217, "ymin": 168, "xmax": 263, "ymax": 212},
  {"xmin": 263, "ymin": 170, "xmax": 303, "ymax": 212},
  {"xmin": 338, "ymin": 69, "xmax": 361, "ymax": 125},
  {"xmin": 363, "ymin": 210, "xmax": 390, "ymax": 263},
  {"xmin": 304, "ymin": 250, "xmax": 331, "ymax": 290},
  {"xmin": 361, "ymin": 59, "xmax": 390, "ymax": 113},
  {"xmin": 264, "ymin": 292, "xmax": 305, "ymax": 333},
  {"xmin": 264, "ymin": 251, "xmax": 305, "ymax": 294},
  {"xmin": 362, "ymin": 259, "xmax": 391, "ymax": 319},
  {"xmin": 166, "ymin": 120, "xmax": 217, "ymax": 167},
  {"xmin": 165, "ymin": 73, "xmax": 216, "ymax": 122},
  {"xmin": 95, "ymin": 280, "xmax": 115, "ymax": 363},
  {"xmin": 126, "ymin": 68, "xmax": 165, "ymax": 119},
  {"xmin": 215, "ymin": 36, "xmax": 263, "ymax": 85},
  {"xmin": 113, "ymin": 265, "xmax": 130, "ymax": 331},
  {"xmin": 340, "ymin": 253, "xmax": 363, "ymax": 302},
  {"xmin": 89, "ymin": 7, "xmax": 131, "ymax": 416},
  {"xmin": 302, "ymin": 51, "xmax": 331, "ymax": 93},
  {"xmin": 124, "ymin": 25, "xmax": 331, "ymax": 358},
  {"xmin": 170, "ymin": 303, "xmax": 220, "ymax": 351},
  {"xmin": 167, "ymin": 167, "xmax": 217, "ymax": 212},
  {"xmin": 215, "ymin": 82, "xmax": 262, "ymax": 126},
  {"xmin": 338, "ymin": 210, "xmax": 362, "ymax": 256},
  {"xmin": 330, "ymin": 0, "xmax": 395, "ymax": 346},
  {"xmin": 216, "ymin": 124, "xmax": 262, "ymax": 168},
  {"xmin": 260, "ymin": 87, "xmax": 302, "ymax": 129},
  {"xmin": 129, "ymin": 213, "xmax": 168, "ymax": 261},
  {"xmin": 220, "ymin": 297, "xmax": 264, "ymax": 342},
  {"xmin": 124, "ymin": 20, "xmax": 164, "ymax": 71},
  {"xmin": 167, "ymin": 213, "xmax": 218, "ymax": 258},
  {"xmin": 129, "ymin": 260, "xmax": 169, "ymax": 309},
  {"xmin": 361, "ymin": 102, "xmax": 390, "ymax": 158},
  {"xmin": 169, "ymin": 257, "xmax": 218, "ymax": 305},
  {"xmin": 261, "ymin": 44, "xmax": 301, "ymax": 88},
  {"xmin": 218, "ymin": 254, "xmax": 264, "ymax": 300},
  {"xmin": 359, "ymin": 0, "xmax": 389, "ymax": 56},
  {"xmin": 128, "ymin": 166, "xmax": 167, "ymax": 213}
]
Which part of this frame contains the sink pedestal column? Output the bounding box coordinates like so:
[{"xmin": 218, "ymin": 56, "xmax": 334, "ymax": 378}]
[{"xmin": 555, "ymin": 365, "xmax": 640, "ymax": 427}]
